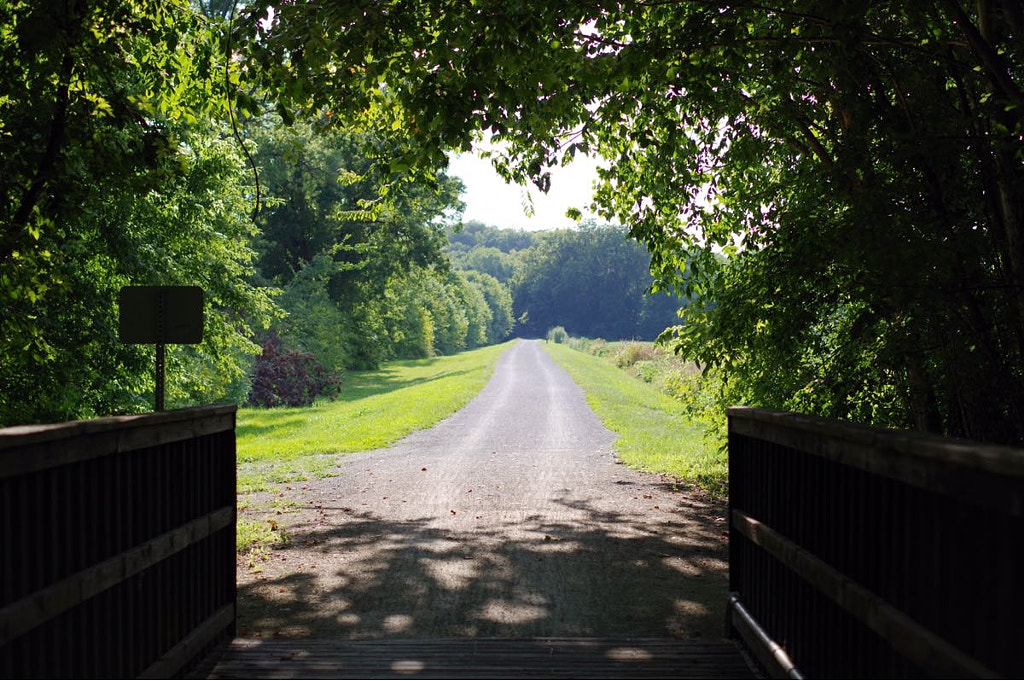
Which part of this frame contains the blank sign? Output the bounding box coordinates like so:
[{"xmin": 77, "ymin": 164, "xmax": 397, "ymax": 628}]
[{"xmin": 119, "ymin": 286, "xmax": 204, "ymax": 344}]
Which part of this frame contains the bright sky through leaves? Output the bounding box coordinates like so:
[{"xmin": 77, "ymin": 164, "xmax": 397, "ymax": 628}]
[{"xmin": 447, "ymin": 147, "xmax": 606, "ymax": 231}]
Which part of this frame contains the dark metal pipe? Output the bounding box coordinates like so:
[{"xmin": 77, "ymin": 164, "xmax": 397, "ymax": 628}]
[{"xmin": 729, "ymin": 594, "xmax": 804, "ymax": 680}]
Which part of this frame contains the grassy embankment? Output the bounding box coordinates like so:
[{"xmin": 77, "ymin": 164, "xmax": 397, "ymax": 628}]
[
  {"xmin": 543, "ymin": 339, "xmax": 727, "ymax": 496},
  {"xmin": 236, "ymin": 340, "xmax": 514, "ymax": 555}
]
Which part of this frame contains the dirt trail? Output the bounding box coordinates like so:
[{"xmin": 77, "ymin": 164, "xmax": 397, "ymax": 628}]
[{"xmin": 237, "ymin": 339, "xmax": 729, "ymax": 640}]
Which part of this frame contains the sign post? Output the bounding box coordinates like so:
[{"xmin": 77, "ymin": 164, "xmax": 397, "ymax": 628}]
[{"xmin": 118, "ymin": 286, "xmax": 204, "ymax": 412}]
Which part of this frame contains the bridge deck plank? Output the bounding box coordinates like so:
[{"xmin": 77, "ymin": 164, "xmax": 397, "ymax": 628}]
[{"xmin": 204, "ymin": 637, "xmax": 758, "ymax": 679}]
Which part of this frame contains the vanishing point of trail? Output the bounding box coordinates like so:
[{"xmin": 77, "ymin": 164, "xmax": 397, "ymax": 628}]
[{"xmin": 237, "ymin": 339, "xmax": 730, "ymax": 640}]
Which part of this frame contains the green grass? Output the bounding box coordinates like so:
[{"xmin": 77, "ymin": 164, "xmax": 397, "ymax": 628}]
[
  {"xmin": 237, "ymin": 517, "xmax": 285, "ymax": 552},
  {"xmin": 236, "ymin": 340, "xmax": 515, "ymax": 493},
  {"xmin": 236, "ymin": 517, "xmax": 287, "ymax": 571},
  {"xmin": 543, "ymin": 342, "xmax": 727, "ymax": 496}
]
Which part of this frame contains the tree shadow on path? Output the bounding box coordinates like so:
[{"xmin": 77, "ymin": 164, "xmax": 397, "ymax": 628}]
[{"xmin": 237, "ymin": 492, "xmax": 729, "ymax": 641}]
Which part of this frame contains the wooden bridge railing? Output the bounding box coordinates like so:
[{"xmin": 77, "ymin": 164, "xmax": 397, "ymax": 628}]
[
  {"xmin": 727, "ymin": 407, "xmax": 1024, "ymax": 678},
  {"xmin": 0, "ymin": 405, "xmax": 237, "ymax": 678}
]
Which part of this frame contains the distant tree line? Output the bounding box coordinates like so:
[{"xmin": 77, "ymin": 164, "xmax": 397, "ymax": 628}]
[{"xmin": 448, "ymin": 221, "xmax": 686, "ymax": 341}]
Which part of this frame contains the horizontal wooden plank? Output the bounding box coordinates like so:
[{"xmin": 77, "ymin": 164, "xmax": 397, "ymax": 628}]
[
  {"xmin": 0, "ymin": 506, "xmax": 233, "ymax": 645},
  {"xmin": 0, "ymin": 403, "xmax": 236, "ymax": 447},
  {"xmin": 727, "ymin": 406, "xmax": 1024, "ymax": 477},
  {"xmin": 731, "ymin": 509, "xmax": 997, "ymax": 678},
  {"xmin": 0, "ymin": 405, "xmax": 235, "ymax": 478},
  {"xmin": 207, "ymin": 638, "xmax": 755, "ymax": 679},
  {"xmin": 729, "ymin": 409, "xmax": 1024, "ymax": 513}
]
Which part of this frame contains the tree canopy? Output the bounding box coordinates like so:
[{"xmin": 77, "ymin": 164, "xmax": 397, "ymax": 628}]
[
  {"xmin": 0, "ymin": 1, "xmax": 495, "ymax": 423},
  {"xmin": 4, "ymin": 1, "xmax": 1022, "ymax": 444},
  {"xmin": 235, "ymin": 1, "xmax": 1024, "ymax": 444},
  {"xmin": 0, "ymin": 1, "xmax": 278, "ymax": 423}
]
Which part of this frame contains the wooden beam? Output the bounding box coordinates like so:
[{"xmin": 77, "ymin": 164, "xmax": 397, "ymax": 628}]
[
  {"xmin": 207, "ymin": 638, "xmax": 757, "ymax": 679},
  {"xmin": 0, "ymin": 506, "xmax": 233, "ymax": 646},
  {"xmin": 728, "ymin": 407, "xmax": 1024, "ymax": 513},
  {"xmin": 0, "ymin": 405, "xmax": 235, "ymax": 479},
  {"xmin": 727, "ymin": 407, "xmax": 1024, "ymax": 477},
  {"xmin": 731, "ymin": 509, "xmax": 999, "ymax": 679}
]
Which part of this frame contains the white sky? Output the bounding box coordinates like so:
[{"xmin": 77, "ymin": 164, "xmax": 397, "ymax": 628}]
[{"xmin": 446, "ymin": 148, "xmax": 607, "ymax": 231}]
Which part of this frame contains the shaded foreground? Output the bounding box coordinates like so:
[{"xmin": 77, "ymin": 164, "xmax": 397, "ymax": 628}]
[{"xmin": 236, "ymin": 340, "xmax": 731, "ymax": 642}]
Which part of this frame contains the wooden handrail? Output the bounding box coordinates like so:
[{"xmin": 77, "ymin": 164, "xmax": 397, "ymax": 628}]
[
  {"xmin": 732, "ymin": 510, "xmax": 998, "ymax": 678},
  {"xmin": 727, "ymin": 406, "xmax": 1024, "ymax": 478},
  {"xmin": 0, "ymin": 404, "xmax": 236, "ymax": 478},
  {"xmin": 0, "ymin": 506, "xmax": 233, "ymax": 646},
  {"xmin": 728, "ymin": 406, "xmax": 1024, "ymax": 514}
]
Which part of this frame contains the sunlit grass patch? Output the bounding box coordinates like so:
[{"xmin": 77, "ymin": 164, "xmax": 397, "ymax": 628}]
[
  {"xmin": 543, "ymin": 342, "xmax": 727, "ymax": 496},
  {"xmin": 237, "ymin": 516, "xmax": 288, "ymax": 572},
  {"xmin": 235, "ymin": 341, "xmax": 514, "ymax": 493},
  {"xmin": 237, "ymin": 517, "xmax": 286, "ymax": 552},
  {"xmin": 237, "ymin": 454, "xmax": 340, "ymax": 494}
]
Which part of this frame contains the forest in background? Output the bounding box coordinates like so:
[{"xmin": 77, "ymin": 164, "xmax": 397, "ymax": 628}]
[
  {"xmin": 0, "ymin": 0, "xmax": 677, "ymax": 430},
  {"xmin": 448, "ymin": 221, "xmax": 685, "ymax": 341},
  {"xmin": 0, "ymin": 81, "xmax": 674, "ymax": 424},
  {"xmin": 3, "ymin": 1, "xmax": 1022, "ymax": 445},
  {"xmin": 224, "ymin": 1, "xmax": 1024, "ymax": 446}
]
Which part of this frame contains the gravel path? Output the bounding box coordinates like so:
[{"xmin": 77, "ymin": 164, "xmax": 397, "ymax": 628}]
[{"xmin": 237, "ymin": 339, "xmax": 730, "ymax": 641}]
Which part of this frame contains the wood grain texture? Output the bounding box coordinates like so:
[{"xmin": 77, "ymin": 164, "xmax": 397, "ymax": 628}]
[{"xmin": 206, "ymin": 638, "xmax": 757, "ymax": 679}]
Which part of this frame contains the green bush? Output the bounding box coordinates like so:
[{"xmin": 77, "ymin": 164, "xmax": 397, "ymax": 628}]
[
  {"xmin": 588, "ymin": 338, "xmax": 610, "ymax": 356},
  {"xmin": 633, "ymin": 360, "xmax": 657, "ymax": 383},
  {"xmin": 566, "ymin": 336, "xmax": 589, "ymax": 352},
  {"xmin": 614, "ymin": 341, "xmax": 657, "ymax": 368},
  {"xmin": 546, "ymin": 326, "xmax": 569, "ymax": 344}
]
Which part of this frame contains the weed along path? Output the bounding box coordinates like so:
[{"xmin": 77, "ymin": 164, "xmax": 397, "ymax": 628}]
[{"xmin": 235, "ymin": 339, "xmax": 730, "ymax": 644}]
